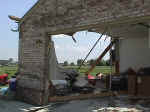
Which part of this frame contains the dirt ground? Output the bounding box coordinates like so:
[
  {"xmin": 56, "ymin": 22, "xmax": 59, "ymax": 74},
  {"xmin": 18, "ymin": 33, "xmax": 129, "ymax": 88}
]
[{"xmin": 0, "ymin": 95, "xmax": 150, "ymax": 112}]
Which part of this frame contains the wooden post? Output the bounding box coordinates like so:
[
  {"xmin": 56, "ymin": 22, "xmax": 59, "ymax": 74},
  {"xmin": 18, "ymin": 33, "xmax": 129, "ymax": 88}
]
[
  {"xmin": 85, "ymin": 41, "xmax": 115, "ymax": 75},
  {"xmin": 115, "ymin": 39, "xmax": 120, "ymax": 74}
]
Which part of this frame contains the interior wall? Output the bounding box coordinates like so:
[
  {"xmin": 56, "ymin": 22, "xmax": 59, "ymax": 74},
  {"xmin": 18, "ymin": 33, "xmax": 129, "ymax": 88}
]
[
  {"xmin": 119, "ymin": 29, "xmax": 150, "ymax": 72},
  {"xmin": 48, "ymin": 40, "xmax": 66, "ymax": 80}
]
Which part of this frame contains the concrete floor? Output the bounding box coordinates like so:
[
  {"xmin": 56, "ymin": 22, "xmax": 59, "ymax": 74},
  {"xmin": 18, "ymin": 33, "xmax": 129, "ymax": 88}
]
[
  {"xmin": 0, "ymin": 100, "xmax": 33, "ymax": 112},
  {"xmin": 0, "ymin": 98, "xmax": 108, "ymax": 112},
  {"xmin": 0, "ymin": 95, "xmax": 150, "ymax": 112}
]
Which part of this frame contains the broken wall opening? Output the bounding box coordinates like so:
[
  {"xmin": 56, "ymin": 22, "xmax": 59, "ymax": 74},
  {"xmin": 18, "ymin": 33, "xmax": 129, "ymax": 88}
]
[
  {"xmin": 52, "ymin": 32, "xmax": 111, "ymax": 71},
  {"xmin": 46, "ymin": 31, "xmax": 113, "ymax": 99}
]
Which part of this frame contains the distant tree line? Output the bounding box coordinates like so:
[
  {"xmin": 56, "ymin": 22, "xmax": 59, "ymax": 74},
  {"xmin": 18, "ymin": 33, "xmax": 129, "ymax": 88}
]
[
  {"xmin": 63, "ymin": 61, "xmax": 75, "ymax": 66},
  {"xmin": 87, "ymin": 59, "xmax": 110, "ymax": 66},
  {"xmin": 63, "ymin": 59, "xmax": 110, "ymax": 66}
]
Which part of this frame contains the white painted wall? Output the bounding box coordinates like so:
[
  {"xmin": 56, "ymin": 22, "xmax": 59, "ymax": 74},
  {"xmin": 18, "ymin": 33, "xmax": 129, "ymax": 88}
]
[{"xmin": 119, "ymin": 29, "xmax": 150, "ymax": 72}]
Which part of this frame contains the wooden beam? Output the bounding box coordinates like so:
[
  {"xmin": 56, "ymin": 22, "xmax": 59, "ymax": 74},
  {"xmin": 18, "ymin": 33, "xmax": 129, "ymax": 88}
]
[{"xmin": 49, "ymin": 92, "xmax": 113, "ymax": 102}]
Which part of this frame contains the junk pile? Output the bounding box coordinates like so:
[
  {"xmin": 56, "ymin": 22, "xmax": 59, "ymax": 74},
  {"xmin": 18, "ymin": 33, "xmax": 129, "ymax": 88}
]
[
  {"xmin": 106, "ymin": 73, "xmax": 128, "ymax": 91},
  {"xmin": 52, "ymin": 70, "xmax": 94, "ymax": 96},
  {"xmin": 0, "ymin": 73, "xmax": 17, "ymax": 100},
  {"xmin": 128, "ymin": 67, "xmax": 150, "ymax": 96},
  {"xmin": 106, "ymin": 67, "xmax": 150, "ymax": 96},
  {"xmin": 111, "ymin": 75, "xmax": 128, "ymax": 91}
]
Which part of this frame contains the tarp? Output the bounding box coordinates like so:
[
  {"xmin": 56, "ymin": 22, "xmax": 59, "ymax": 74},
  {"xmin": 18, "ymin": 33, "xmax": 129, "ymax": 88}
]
[{"xmin": 0, "ymin": 87, "xmax": 8, "ymax": 95}]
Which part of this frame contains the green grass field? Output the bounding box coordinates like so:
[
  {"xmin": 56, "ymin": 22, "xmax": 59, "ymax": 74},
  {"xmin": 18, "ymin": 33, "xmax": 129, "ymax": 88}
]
[
  {"xmin": 0, "ymin": 66, "xmax": 18, "ymax": 79},
  {"xmin": 0, "ymin": 65, "xmax": 112, "ymax": 79},
  {"xmin": 0, "ymin": 65, "xmax": 112, "ymax": 88},
  {"xmin": 64, "ymin": 66, "xmax": 113, "ymax": 76}
]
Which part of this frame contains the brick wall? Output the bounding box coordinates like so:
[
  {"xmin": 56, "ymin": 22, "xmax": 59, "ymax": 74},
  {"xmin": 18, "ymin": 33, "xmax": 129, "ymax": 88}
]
[{"xmin": 21, "ymin": 0, "xmax": 150, "ymax": 33}]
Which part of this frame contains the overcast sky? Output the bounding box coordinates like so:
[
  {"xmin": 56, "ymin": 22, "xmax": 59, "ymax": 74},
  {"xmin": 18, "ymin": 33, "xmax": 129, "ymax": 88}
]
[{"xmin": 0, "ymin": 0, "xmax": 110, "ymax": 63}]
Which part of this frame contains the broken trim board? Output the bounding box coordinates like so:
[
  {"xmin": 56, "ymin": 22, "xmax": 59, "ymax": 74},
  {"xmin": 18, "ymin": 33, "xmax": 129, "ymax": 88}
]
[{"xmin": 49, "ymin": 92, "xmax": 113, "ymax": 102}]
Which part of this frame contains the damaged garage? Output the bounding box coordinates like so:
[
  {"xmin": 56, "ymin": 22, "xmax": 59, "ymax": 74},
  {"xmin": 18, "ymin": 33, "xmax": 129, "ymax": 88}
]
[{"xmin": 8, "ymin": 0, "xmax": 150, "ymax": 107}]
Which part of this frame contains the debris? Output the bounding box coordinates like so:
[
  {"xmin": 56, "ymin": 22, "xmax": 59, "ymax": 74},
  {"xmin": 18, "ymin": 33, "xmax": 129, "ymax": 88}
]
[
  {"xmin": 0, "ymin": 87, "xmax": 8, "ymax": 96},
  {"xmin": 8, "ymin": 15, "xmax": 21, "ymax": 22},
  {"xmin": 23, "ymin": 102, "xmax": 65, "ymax": 112},
  {"xmin": 74, "ymin": 77, "xmax": 88, "ymax": 87},
  {"xmin": 92, "ymin": 107, "xmax": 143, "ymax": 112},
  {"xmin": 0, "ymin": 73, "xmax": 8, "ymax": 85},
  {"xmin": 138, "ymin": 67, "xmax": 150, "ymax": 75}
]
